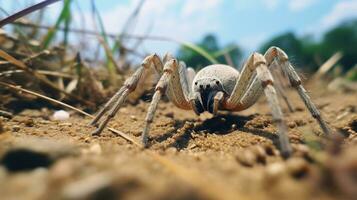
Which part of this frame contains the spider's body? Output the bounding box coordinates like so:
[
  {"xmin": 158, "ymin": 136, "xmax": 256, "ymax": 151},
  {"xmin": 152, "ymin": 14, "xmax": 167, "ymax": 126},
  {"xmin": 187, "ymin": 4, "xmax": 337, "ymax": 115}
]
[
  {"xmin": 191, "ymin": 64, "xmax": 238, "ymax": 114},
  {"xmin": 90, "ymin": 47, "xmax": 332, "ymax": 158}
]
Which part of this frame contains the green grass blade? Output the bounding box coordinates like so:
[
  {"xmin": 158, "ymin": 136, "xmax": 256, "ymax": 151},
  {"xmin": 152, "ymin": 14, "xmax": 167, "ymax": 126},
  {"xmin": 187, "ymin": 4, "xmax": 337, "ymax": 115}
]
[
  {"xmin": 91, "ymin": 2, "xmax": 116, "ymax": 73},
  {"xmin": 62, "ymin": 7, "xmax": 71, "ymax": 47},
  {"xmin": 213, "ymin": 44, "xmax": 238, "ymax": 58},
  {"xmin": 42, "ymin": 0, "xmax": 72, "ymax": 48},
  {"xmin": 181, "ymin": 41, "xmax": 218, "ymax": 64}
]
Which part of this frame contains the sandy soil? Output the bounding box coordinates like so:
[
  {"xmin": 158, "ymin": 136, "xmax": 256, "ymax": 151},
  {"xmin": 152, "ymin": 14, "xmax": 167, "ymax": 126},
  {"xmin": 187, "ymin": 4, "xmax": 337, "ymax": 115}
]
[{"xmin": 0, "ymin": 85, "xmax": 356, "ymax": 200}]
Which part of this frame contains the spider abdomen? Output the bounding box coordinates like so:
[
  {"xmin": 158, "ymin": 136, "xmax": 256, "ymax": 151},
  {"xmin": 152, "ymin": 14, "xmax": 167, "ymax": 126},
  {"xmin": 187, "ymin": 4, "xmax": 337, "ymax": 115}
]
[{"xmin": 192, "ymin": 64, "xmax": 239, "ymax": 95}]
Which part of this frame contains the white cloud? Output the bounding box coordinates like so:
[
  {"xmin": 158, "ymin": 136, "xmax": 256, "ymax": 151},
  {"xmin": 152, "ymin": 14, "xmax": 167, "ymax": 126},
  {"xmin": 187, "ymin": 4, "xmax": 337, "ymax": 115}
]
[
  {"xmin": 182, "ymin": 0, "xmax": 222, "ymax": 17},
  {"xmin": 321, "ymin": 0, "xmax": 357, "ymax": 30},
  {"xmin": 262, "ymin": 0, "xmax": 280, "ymax": 10},
  {"xmin": 288, "ymin": 0, "xmax": 318, "ymax": 12},
  {"xmin": 70, "ymin": 0, "xmax": 223, "ymax": 55}
]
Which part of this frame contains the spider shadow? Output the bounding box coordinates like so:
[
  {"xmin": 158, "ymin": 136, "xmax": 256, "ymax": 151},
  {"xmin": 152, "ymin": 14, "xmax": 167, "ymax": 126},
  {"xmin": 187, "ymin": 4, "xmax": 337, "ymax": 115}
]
[
  {"xmin": 152, "ymin": 113, "xmax": 280, "ymax": 151},
  {"xmin": 151, "ymin": 120, "xmax": 186, "ymax": 143}
]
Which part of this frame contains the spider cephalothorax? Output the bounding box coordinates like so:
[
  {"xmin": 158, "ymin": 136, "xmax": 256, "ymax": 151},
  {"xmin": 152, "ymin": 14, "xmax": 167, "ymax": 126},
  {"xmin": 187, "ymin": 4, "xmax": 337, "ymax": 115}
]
[
  {"xmin": 190, "ymin": 64, "xmax": 237, "ymax": 114},
  {"xmin": 89, "ymin": 47, "xmax": 332, "ymax": 158}
]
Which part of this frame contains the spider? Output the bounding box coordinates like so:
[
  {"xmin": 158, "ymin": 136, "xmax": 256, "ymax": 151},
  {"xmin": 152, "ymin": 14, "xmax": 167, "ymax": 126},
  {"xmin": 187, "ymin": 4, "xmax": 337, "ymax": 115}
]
[{"xmin": 89, "ymin": 46, "xmax": 332, "ymax": 157}]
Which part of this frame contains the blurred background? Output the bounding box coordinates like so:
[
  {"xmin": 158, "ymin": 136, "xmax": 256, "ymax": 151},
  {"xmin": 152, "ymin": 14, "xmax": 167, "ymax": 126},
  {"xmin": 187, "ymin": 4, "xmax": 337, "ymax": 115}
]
[
  {"xmin": 0, "ymin": 0, "xmax": 356, "ymax": 110},
  {"xmin": 1, "ymin": 0, "xmax": 356, "ymax": 70}
]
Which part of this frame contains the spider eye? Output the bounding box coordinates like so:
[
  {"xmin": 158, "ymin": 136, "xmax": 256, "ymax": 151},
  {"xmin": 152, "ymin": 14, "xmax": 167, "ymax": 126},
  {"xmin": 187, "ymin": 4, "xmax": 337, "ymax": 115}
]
[{"xmin": 215, "ymin": 81, "xmax": 220, "ymax": 85}]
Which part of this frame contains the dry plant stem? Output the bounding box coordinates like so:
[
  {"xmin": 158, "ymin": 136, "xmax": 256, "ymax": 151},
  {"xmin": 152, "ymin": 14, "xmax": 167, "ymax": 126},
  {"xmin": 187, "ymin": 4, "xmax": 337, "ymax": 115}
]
[
  {"xmin": 0, "ymin": 50, "xmax": 50, "ymax": 67},
  {"xmin": 0, "ymin": 0, "xmax": 61, "ymax": 27},
  {"xmin": 0, "ymin": 70, "xmax": 73, "ymax": 79},
  {"xmin": 0, "ymin": 50, "xmax": 94, "ymax": 107}
]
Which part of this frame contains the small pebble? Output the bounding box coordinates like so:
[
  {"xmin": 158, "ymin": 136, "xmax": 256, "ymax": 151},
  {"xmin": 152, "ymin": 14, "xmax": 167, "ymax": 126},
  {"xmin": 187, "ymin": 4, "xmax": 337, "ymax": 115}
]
[
  {"xmin": 264, "ymin": 162, "xmax": 287, "ymax": 182},
  {"xmin": 287, "ymin": 121, "xmax": 296, "ymax": 128},
  {"xmin": 236, "ymin": 150, "xmax": 256, "ymax": 167},
  {"xmin": 53, "ymin": 110, "xmax": 70, "ymax": 121},
  {"xmin": 24, "ymin": 118, "xmax": 35, "ymax": 127},
  {"xmin": 130, "ymin": 115, "xmax": 137, "ymax": 121},
  {"xmin": 164, "ymin": 112, "xmax": 174, "ymax": 118},
  {"xmin": 286, "ymin": 157, "xmax": 310, "ymax": 179},
  {"xmin": 295, "ymin": 119, "xmax": 306, "ymax": 127},
  {"xmin": 12, "ymin": 125, "xmax": 20, "ymax": 132},
  {"xmin": 251, "ymin": 145, "xmax": 267, "ymax": 164}
]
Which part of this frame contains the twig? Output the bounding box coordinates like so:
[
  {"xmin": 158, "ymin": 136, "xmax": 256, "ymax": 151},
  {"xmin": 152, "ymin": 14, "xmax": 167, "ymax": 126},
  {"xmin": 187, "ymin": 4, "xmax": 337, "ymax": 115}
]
[
  {"xmin": 0, "ymin": 50, "xmax": 51, "ymax": 67},
  {"xmin": 0, "ymin": 0, "xmax": 61, "ymax": 27},
  {"xmin": 0, "ymin": 69, "xmax": 74, "ymax": 79}
]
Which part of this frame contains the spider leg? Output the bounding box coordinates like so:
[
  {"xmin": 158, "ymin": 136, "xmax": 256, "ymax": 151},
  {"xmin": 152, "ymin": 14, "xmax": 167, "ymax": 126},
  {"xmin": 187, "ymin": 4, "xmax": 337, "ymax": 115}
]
[
  {"xmin": 265, "ymin": 46, "xmax": 332, "ymax": 136},
  {"xmin": 225, "ymin": 53, "xmax": 260, "ymax": 110},
  {"xmin": 224, "ymin": 53, "xmax": 292, "ymax": 157},
  {"xmin": 141, "ymin": 59, "xmax": 185, "ymax": 146},
  {"xmin": 212, "ymin": 91, "xmax": 224, "ymax": 115},
  {"xmin": 163, "ymin": 54, "xmax": 192, "ymax": 110},
  {"xmin": 254, "ymin": 54, "xmax": 292, "ymax": 158},
  {"xmin": 225, "ymin": 52, "xmax": 294, "ymax": 112},
  {"xmin": 275, "ymin": 82, "xmax": 295, "ymax": 112},
  {"xmin": 90, "ymin": 54, "xmax": 163, "ymax": 135}
]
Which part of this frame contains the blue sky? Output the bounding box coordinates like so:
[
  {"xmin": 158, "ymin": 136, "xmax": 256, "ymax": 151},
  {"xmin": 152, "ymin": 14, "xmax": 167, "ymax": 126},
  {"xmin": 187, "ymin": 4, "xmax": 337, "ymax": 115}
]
[{"xmin": 2, "ymin": 0, "xmax": 357, "ymax": 56}]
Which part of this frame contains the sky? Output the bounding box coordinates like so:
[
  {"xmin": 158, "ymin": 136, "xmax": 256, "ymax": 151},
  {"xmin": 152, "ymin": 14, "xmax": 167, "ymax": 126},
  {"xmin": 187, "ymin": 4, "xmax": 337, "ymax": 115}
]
[{"xmin": 2, "ymin": 0, "xmax": 357, "ymax": 56}]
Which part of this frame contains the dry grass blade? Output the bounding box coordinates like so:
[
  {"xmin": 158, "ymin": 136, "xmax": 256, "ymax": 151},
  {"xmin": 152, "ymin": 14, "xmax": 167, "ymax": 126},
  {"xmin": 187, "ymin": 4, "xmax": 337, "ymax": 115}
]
[
  {"xmin": 0, "ymin": 69, "xmax": 73, "ymax": 79},
  {"xmin": 0, "ymin": 0, "xmax": 61, "ymax": 27},
  {"xmin": 314, "ymin": 51, "xmax": 343, "ymax": 78},
  {"xmin": 0, "ymin": 49, "xmax": 94, "ymax": 107},
  {"xmin": 0, "ymin": 81, "xmax": 139, "ymax": 145}
]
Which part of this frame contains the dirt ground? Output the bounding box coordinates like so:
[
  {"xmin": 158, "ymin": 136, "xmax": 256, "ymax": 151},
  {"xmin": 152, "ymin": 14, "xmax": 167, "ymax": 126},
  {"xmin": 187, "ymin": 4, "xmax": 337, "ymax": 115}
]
[{"xmin": 0, "ymin": 84, "xmax": 356, "ymax": 200}]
